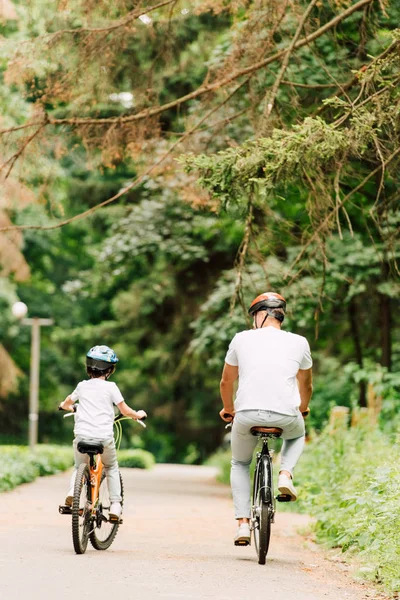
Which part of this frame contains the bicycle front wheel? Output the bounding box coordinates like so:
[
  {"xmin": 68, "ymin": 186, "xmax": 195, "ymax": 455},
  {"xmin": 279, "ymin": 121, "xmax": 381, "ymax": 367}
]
[
  {"xmin": 89, "ymin": 472, "xmax": 124, "ymax": 550},
  {"xmin": 72, "ymin": 463, "xmax": 91, "ymax": 554},
  {"xmin": 252, "ymin": 456, "xmax": 272, "ymax": 565}
]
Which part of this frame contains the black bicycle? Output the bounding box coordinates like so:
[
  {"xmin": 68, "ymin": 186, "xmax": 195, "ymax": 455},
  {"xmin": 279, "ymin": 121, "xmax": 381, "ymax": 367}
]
[
  {"xmin": 250, "ymin": 425, "xmax": 290, "ymax": 564},
  {"xmin": 225, "ymin": 410, "xmax": 309, "ymax": 565}
]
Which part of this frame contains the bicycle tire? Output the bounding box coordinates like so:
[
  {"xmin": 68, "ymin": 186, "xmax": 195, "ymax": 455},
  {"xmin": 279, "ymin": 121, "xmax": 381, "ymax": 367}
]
[
  {"xmin": 252, "ymin": 455, "xmax": 272, "ymax": 564},
  {"xmin": 72, "ymin": 463, "xmax": 91, "ymax": 554},
  {"xmin": 89, "ymin": 472, "xmax": 124, "ymax": 551}
]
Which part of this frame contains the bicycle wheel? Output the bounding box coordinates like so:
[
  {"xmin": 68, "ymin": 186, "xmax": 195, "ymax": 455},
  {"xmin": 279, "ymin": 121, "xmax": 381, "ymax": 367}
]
[
  {"xmin": 252, "ymin": 456, "xmax": 272, "ymax": 564},
  {"xmin": 89, "ymin": 472, "xmax": 124, "ymax": 550},
  {"xmin": 72, "ymin": 463, "xmax": 91, "ymax": 554}
]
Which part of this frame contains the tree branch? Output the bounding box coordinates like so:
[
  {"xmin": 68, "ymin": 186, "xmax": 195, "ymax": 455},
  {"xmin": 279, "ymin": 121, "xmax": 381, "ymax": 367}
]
[
  {"xmin": 44, "ymin": 0, "xmax": 375, "ymax": 128},
  {"xmin": 42, "ymin": 0, "xmax": 176, "ymax": 39},
  {"xmin": 0, "ymin": 79, "xmax": 250, "ymax": 232},
  {"xmin": 262, "ymin": 0, "xmax": 319, "ymax": 123},
  {"xmin": 287, "ymin": 145, "xmax": 400, "ymax": 283},
  {"xmin": 230, "ymin": 202, "xmax": 253, "ymax": 315}
]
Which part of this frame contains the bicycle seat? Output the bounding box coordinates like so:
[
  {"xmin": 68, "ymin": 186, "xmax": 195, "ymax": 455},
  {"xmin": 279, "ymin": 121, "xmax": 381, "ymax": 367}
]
[
  {"xmin": 77, "ymin": 441, "xmax": 104, "ymax": 455},
  {"xmin": 250, "ymin": 427, "xmax": 283, "ymax": 438}
]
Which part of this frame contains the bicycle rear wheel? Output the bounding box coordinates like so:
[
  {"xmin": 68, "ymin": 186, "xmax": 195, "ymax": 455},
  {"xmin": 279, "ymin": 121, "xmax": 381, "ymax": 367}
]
[
  {"xmin": 252, "ymin": 456, "xmax": 272, "ymax": 564},
  {"xmin": 89, "ymin": 472, "xmax": 124, "ymax": 550},
  {"xmin": 72, "ymin": 463, "xmax": 91, "ymax": 554}
]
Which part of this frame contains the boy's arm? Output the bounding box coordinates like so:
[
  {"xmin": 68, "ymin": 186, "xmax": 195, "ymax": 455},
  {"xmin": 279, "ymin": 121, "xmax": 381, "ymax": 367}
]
[
  {"xmin": 59, "ymin": 394, "xmax": 75, "ymax": 411},
  {"xmin": 117, "ymin": 401, "xmax": 147, "ymax": 420}
]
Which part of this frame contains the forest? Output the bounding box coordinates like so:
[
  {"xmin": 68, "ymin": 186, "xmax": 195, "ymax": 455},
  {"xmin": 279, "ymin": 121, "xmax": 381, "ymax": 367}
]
[{"xmin": 0, "ymin": 0, "xmax": 399, "ymax": 466}]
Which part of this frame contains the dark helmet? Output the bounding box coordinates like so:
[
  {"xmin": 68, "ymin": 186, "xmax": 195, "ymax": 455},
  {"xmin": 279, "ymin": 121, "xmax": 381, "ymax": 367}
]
[
  {"xmin": 248, "ymin": 292, "xmax": 286, "ymax": 323},
  {"xmin": 86, "ymin": 345, "xmax": 119, "ymax": 373}
]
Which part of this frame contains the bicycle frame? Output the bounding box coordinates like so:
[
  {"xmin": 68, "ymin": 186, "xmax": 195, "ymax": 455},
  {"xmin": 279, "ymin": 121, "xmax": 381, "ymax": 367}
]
[{"xmin": 87, "ymin": 453, "xmax": 103, "ymax": 513}]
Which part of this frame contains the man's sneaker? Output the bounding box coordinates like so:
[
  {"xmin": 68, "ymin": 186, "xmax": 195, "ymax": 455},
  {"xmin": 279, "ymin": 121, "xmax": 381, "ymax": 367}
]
[
  {"xmin": 234, "ymin": 522, "xmax": 251, "ymax": 546},
  {"xmin": 109, "ymin": 502, "xmax": 122, "ymax": 521},
  {"xmin": 278, "ymin": 473, "xmax": 297, "ymax": 501}
]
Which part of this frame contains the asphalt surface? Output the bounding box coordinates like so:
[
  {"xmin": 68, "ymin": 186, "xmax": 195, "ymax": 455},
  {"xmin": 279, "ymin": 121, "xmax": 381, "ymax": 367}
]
[{"xmin": 0, "ymin": 464, "xmax": 387, "ymax": 600}]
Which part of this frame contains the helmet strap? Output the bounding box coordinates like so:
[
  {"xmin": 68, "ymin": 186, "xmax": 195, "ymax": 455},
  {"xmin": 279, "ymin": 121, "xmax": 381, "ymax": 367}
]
[{"xmin": 255, "ymin": 309, "xmax": 284, "ymax": 328}]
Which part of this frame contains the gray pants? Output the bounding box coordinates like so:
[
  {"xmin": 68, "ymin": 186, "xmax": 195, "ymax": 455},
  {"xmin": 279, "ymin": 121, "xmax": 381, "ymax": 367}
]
[
  {"xmin": 231, "ymin": 410, "xmax": 305, "ymax": 519},
  {"xmin": 68, "ymin": 436, "xmax": 122, "ymax": 503}
]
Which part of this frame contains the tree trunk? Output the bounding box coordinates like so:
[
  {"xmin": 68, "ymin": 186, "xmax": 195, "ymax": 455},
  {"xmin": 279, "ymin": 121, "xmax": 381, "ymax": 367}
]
[
  {"xmin": 348, "ymin": 298, "xmax": 367, "ymax": 407},
  {"xmin": 380, "ymin": 263, "xmax": 392, "ymax": 370}
]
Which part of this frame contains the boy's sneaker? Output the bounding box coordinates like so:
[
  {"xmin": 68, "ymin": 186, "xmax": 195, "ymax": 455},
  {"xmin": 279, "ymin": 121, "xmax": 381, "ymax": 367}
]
[
  {"xmin": 234, "ymin": 522, "xmax": 251, "ymax": 546},
  {"xmin": 278, "ymin": 473, "xmax": 297, "ymax": 501},
  {"xmin": 109, "ymin": 502, "xmax": 122, "ymax": 520}
]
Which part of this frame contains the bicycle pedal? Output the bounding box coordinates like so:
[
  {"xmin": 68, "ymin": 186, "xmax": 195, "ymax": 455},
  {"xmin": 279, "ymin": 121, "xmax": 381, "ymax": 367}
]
[
  {"xmin": 276, "ymin": 494, "xmax": 292, "ymax": 503},
  {"xmin": 234, "ymin": 539, "xmax": 250, "ymax": 546},
  {"xmin": 58, "ymin": 505, "xmax": 72, "ymax": 515},
  {"xmin": 109, "ymin": 517, "xmax": 123, "ymax": 524}
]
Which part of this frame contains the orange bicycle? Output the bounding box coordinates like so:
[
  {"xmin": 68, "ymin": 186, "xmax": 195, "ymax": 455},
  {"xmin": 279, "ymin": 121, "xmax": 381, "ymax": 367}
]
[{"xmin": 59, "ymin": 408, "xmax": 146, "ymax": 554}]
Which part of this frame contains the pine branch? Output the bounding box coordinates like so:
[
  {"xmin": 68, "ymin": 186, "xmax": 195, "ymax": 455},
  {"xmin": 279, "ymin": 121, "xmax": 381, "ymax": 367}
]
[
  {"xmin": 42, "ymin": 0, "xmax": 176, "ymax": 39},
  {"xmin": 44, "ymin": 0, "xmax": 375, "ymax": 128},
  {"xmin": 0, "ymin": 78, "xmax": 250, "ymax": 232},
  {"xmin": 262, "ymin": 0, "xmax": 319, "ymax": 124},
  {"xmin": 287, "ymin": 145, "xmax": 400, "ymax": 283}
]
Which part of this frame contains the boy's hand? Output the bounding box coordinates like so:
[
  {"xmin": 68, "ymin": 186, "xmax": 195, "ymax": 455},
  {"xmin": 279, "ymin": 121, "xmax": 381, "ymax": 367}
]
[
  {"xmin": 134, "ymin": 410, "xmax": 147, "ymax": 421},
  {"xmin": 58, "ymin": 401, "xmax": 74, "ymax": 412}
]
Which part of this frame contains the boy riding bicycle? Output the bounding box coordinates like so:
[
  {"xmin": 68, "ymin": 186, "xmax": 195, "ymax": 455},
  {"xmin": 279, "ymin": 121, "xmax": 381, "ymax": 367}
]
[{"xmin": 59, "ymin": 345, "xmax": 147, "ymax": 520}]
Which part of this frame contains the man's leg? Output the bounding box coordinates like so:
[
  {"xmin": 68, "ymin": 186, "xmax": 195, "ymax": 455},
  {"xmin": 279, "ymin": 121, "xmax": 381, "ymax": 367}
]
[
  {"xmin": 276, "ymin": 413, "xmax": 305, "ymax": 500},
  {"xmin": 280, "ymin": 413, "xmax": 305, "ymax": 476},
  {"xmin": 230, "ymin": 412, "xmax": 258, "ymax": 522}
]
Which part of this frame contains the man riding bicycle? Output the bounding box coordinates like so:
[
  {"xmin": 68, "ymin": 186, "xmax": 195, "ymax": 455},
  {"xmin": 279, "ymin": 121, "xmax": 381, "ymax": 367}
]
[{"xmin": 219, "ymin": 292, "xmax": 313, "ymax": 546}]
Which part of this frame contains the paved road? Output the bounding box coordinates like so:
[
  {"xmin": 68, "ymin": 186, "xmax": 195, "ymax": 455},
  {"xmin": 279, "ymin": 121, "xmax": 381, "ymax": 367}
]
[{"xmin": 0, "ymin": 465, "xmax": 385, "ymax": 600}]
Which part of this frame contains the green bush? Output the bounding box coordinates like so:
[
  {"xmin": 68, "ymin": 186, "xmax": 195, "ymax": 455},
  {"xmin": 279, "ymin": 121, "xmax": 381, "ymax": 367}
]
[
  {"xmin": 207, "ymin": 425, "xmax": 400, "ymax": 593},
  {"xmin": 293, "ymin": 426, "xmax": 400, "ymax": 593},
  {"xmin": 117, "ymin": 448, "xmax": 155, "ymax": 469},
  {"xmin": 0, "ymin": 445, "xmax": 73, "ymax": 492}
]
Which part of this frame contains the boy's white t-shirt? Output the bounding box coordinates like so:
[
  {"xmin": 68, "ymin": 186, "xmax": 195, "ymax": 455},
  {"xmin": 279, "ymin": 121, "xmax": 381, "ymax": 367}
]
[
  {"xmin": 71, "ymin": 379, "xmax": 124, "ymax": 439},
  {"xmin": 225, "ymin": 327, "xmax": 312, "ymax": 416}
]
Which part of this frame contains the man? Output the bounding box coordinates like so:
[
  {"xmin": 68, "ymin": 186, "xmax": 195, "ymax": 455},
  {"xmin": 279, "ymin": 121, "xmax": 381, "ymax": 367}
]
[{"xmin": 219, "ymin": 292, "xmax": 313, "ymax": 546}]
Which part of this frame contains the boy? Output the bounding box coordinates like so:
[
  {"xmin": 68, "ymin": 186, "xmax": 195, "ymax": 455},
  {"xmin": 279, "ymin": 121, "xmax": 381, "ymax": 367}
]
[{"xmin": 59, "ymin": 344, "xmax": 147, "ymax": 520}]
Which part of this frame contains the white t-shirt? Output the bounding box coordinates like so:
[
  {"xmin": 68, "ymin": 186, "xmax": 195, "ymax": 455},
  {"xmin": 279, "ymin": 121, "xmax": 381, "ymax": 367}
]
[
  {"xmin": 71, "ymin": 379, "xmax": 124, "ymax": 439},
  {"xmin": 225, "ymin": 327, "xmax": 312, "ymax": 416}
]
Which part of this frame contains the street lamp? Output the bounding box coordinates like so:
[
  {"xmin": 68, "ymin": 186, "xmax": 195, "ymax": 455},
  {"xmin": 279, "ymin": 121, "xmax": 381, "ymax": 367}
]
[{"xmin": 12, "ymin": 302, "xmax": 54, "ymax": 449}]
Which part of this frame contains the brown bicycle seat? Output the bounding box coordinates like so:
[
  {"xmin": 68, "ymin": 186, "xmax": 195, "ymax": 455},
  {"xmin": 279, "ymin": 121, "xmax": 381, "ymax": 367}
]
[{"xmin": 250, "ymin": 427, "xmax": 283, "ymax": 438}]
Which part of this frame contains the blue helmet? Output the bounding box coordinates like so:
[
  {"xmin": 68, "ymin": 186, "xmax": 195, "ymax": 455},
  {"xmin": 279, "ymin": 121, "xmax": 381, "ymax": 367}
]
[{"xmin": 86, "ymin": 345, "xmax": 119, "ymax": 372}]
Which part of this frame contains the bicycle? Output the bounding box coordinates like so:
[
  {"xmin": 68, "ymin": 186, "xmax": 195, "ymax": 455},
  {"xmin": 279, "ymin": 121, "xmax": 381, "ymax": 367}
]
[
  {"xmin": 58, "ymin": 407, "xmax": 146, "ymax": 554},
  {"xmin": 224, "ymin": 408, "xmax": 309, "ymax": 565}
]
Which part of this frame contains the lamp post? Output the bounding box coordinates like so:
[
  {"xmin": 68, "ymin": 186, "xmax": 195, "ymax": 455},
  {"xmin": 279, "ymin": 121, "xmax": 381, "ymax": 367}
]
[{"xmin": 12, "ymin": 302, "xmax": 54, "ymax": 448}]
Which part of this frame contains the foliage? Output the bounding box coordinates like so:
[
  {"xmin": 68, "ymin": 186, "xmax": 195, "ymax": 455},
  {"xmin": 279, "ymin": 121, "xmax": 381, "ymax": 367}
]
[
  {"xmin": 0, "ymin": 0, "xmax": 399, "ymax": 466},
  {"xmin": 0, "ymin": 444, "xmax": 73, "ymax": 492},
  {"xmin": 117, "ymin": 448, "xmax": 155, "ymax": 469},
  {"xmin": 293, "ymin": 425, "xmax": 400, "ymax": 592}
]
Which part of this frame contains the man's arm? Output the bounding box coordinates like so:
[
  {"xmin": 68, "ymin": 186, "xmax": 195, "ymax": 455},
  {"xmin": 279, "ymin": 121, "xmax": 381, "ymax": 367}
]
[
  {"xmin": 219, "ymin": 363, "xmax": 238, "ymax": 421},
  {"xmin": 297, "ymin": 368, "xmax": 313, "ymax": 413}
]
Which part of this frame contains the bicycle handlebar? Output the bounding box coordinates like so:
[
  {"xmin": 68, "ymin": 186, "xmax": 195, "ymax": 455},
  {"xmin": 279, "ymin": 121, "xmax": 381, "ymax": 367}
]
[{"xmin": 59, "ymin": 405, "xmax": 147, "ymax": 427}]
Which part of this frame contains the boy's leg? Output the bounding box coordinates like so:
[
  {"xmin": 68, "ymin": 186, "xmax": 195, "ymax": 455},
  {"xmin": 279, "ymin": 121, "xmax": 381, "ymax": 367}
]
[
  {"xmin": 65, "ymin": 438, "xmax": 89, "ymax": 504},
  {"xmin": 101, "ymin": 438, "xmax": 122, "ymax": 503}
]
